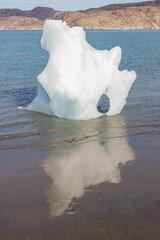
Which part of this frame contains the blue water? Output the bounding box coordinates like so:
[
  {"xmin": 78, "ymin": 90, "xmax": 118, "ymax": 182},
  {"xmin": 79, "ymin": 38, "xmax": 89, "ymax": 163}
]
[{"xmin": 0, "ymin": 30, "xmax": 160, "ymax": 150}]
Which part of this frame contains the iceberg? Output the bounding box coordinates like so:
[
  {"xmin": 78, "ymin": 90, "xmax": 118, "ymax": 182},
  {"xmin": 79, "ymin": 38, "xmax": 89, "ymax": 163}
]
[{"xmin": 27, "ymin": 20, "xmax": 136, "ymax": 120}]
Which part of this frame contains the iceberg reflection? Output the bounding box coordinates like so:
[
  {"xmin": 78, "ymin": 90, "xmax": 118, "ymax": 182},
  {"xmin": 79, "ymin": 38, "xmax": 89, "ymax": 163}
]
[{"xmin": 42, "ymin": 115, "xmax": 135, "ymax": 216}]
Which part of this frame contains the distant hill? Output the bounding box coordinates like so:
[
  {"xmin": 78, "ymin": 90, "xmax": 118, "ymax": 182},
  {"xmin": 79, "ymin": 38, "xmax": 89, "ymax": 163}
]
[
  {"xmin": 0, "ymin": 0, "xmax": 160, "ymax": 29},
  {"xmin": 83, "ymin": 0, "xmax": 160, "ymax": 12},
  {"xmin": 0, "ymin": 7, "xmax": 57, "ymax": 20}
]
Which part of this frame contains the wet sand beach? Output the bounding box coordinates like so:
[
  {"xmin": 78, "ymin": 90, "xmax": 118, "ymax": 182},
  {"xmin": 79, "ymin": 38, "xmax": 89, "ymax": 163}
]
[{"xmin": 0, "ymin": 133, "xmax": 160, "ymax": 240}]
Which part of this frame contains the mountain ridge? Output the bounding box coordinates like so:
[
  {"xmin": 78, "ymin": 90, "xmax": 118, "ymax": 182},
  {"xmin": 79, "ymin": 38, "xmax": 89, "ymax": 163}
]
[
  {"xmin": 0, "ymin": 1, "xmax": 160, "ymax": 29},
  {"xmin": 0, "ymin": 7, "xmax": 57, "ymax": 20}
]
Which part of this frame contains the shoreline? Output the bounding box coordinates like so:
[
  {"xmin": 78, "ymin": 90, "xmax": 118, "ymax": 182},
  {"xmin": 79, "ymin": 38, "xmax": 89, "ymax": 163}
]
[
  {"xmin": 1, "ymin": 28, "xmax": 160, "ymax": 30},
  {"xmin": 1, "ymin": 0, "xmax": 160, "ymax": 31}
]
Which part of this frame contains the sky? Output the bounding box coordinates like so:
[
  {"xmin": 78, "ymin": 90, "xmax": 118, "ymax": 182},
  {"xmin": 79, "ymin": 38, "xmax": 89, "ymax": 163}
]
[{"xmin": 0, "ymin": 0, "xmax": 152, "ymax": 11}]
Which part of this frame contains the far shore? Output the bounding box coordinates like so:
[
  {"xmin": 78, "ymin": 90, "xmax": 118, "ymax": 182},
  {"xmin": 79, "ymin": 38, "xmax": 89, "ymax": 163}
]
[{"xmin": 1, "ymin": 1, "xmax": 160, "ymax": 30}]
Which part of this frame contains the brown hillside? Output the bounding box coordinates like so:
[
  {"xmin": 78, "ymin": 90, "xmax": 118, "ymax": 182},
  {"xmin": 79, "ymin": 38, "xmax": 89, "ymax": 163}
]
[{"xmin": 0, "ymin": 1, "xmax": 160, "ymax": 29}]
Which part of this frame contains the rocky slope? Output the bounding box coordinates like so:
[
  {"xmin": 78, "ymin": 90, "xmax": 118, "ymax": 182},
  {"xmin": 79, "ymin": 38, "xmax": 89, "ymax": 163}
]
[
  {"xmin": 0, "ymin": 16, "xmax": 43, "ymax": 30},
  {"xmin": 0, "ymin": 0, "xmax": 160, "ymax": 30}
]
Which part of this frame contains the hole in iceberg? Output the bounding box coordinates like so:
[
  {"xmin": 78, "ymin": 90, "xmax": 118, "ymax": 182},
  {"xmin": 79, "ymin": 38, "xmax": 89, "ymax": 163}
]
[{"xmin": 97, "ymin": 94, "xmax": 110, "ymax": 114}]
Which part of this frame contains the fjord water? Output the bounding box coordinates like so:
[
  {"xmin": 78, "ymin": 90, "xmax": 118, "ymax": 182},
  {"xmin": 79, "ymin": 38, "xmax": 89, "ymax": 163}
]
[
  {"xmin": 0, "ymin": 30, "xmax": 160, "ymax": 149},
  {"xmin": 0, "ymin": 30, "xmax": 160, "ymax": 240}
]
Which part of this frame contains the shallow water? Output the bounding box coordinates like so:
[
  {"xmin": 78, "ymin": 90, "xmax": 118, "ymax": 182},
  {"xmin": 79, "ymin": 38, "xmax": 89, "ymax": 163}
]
[
  {"xmin": 0, "ymin": 30, "xmax": 160, "ymax": 149},
  {"xmin": 0, "ymin": 30, "xmax": 160, "ymax": 240}
]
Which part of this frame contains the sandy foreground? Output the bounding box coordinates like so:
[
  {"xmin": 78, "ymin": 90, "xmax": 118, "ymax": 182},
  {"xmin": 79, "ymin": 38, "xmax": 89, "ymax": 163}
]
[{"xmin": 0, "ymin": 134, "xmax": 160, "ymax": 240}]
